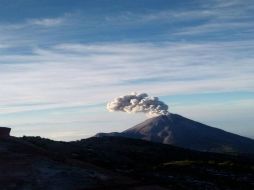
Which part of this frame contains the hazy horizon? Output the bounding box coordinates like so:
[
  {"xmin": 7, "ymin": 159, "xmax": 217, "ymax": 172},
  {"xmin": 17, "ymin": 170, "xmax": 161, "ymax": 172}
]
[{"xmin": 0, "ymin": 0, "xmax": 254, "ymax": 141}]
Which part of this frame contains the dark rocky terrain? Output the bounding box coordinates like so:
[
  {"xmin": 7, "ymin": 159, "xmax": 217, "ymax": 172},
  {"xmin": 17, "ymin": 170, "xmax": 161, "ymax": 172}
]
[
  {"xmin": 0, "ymin": 134, "xmax": 253, "ymax": 190},
  {"xmin": 96, "ymin": 114, "xmax": 254, "ymax": 154}
]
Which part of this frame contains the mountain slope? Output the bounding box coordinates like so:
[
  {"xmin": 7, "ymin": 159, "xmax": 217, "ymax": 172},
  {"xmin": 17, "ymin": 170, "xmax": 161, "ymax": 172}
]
[{"xmin": 97, "ymin": 114, "xmax": 254, "ymax": 154}]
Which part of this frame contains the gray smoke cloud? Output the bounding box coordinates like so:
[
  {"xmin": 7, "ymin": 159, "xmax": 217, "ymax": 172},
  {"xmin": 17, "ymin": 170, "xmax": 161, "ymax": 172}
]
[{"xmin": 107, "ymin": 92, "xmax": 169, "ymax": 117}]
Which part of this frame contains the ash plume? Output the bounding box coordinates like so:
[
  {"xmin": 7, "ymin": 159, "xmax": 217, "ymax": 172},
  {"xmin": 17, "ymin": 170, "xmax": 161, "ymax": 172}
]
[{"xmin": 107, "ymin": 92, "xmax": 169, "ymax": 117}]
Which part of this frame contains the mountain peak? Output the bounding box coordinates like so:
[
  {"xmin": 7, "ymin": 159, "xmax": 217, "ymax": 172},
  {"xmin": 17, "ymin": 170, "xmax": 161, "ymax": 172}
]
[{"xmin": 97, "ymin": 113, "xmax": 254, "ymax": 154}]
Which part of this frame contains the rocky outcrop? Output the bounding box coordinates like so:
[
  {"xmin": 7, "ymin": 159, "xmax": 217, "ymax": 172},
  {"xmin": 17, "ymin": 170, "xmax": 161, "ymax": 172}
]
[{"xmin": 0, "ymin": 127, "xmax": 11, "ymax": 138}]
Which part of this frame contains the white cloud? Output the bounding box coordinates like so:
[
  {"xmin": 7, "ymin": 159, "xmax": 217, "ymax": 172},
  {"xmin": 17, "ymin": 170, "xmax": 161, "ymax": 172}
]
[
  {"xmin": 28, "ymin": 17, "xmax": 64, "ymax": 27},
  {"xmin": 0, "ymin": 41, "xmax": 253, "ymax": 115},
  {"xmin": 0, "ymin": 44, "xmax": 10, "ymax": 49}
]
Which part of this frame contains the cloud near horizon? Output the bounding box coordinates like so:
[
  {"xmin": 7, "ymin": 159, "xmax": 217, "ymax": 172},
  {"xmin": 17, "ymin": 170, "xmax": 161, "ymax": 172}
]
[
  {"xmin": 0, "ymin": 0, "xmax": 253, "ymax": 140},
  {"xmin": 0, "ymin": 41, "xmax": 253, "ymax": 115}
]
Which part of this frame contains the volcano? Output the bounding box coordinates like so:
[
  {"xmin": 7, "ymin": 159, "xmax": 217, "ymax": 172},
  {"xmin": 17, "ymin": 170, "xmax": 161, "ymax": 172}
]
[{"xmin": 96, "ymin": 114, "xmax": 254, "ymax": 154}]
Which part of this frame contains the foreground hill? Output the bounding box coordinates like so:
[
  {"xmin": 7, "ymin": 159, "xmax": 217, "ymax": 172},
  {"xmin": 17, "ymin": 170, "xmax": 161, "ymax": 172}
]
[
  {"xmin": 0, "ymin": 135, "xmax": 253, "ymax": 190},
  {"xmin": 96, "ymin": 114, "xmax": 254, "ymax": 154}
]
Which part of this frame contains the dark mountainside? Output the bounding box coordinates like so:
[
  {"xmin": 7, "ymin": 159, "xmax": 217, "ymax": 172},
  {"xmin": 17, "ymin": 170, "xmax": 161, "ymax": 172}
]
[
  {"xmin": 0, "ymin": 132, "xmax": 254, "ymax": 190},
  {"xmin": 96, "ymin": 114, "xmax": 254, "ymax": 154}
]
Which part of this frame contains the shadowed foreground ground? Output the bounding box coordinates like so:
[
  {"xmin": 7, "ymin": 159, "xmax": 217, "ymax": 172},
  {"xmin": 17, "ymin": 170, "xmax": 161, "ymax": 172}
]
[{"xmin": 0, "ymin": 136, "xmax": 253, "ymax": 190}]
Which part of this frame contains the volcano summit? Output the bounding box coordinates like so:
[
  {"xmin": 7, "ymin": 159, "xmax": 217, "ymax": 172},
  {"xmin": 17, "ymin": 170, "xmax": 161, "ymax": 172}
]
[{"xmin": 96, "ymin": 114, "xmax": 254, "ymax": 154}]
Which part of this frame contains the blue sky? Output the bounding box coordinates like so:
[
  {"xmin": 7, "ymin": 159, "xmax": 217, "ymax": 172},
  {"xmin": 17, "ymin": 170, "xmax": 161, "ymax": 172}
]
[{"xmin": 0, "ymin": 0, "xmax": 254, "ymax": 140}]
